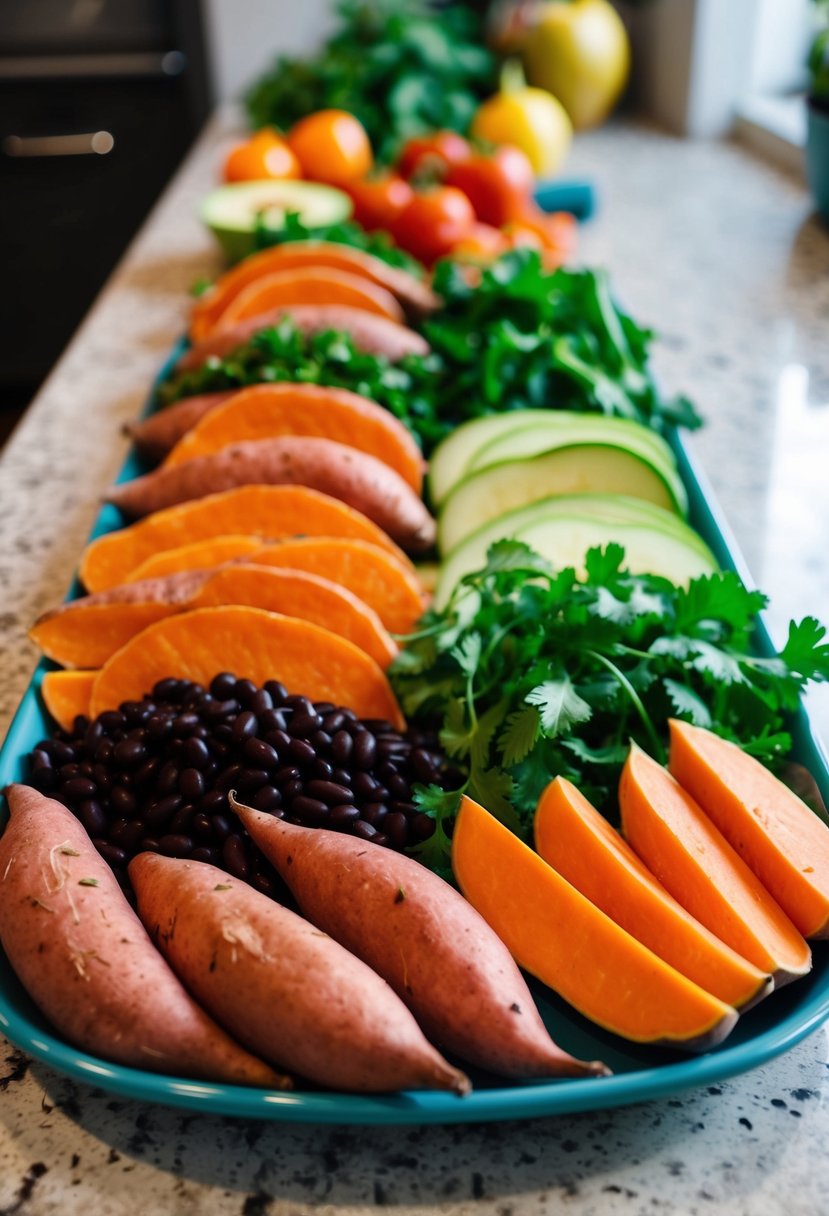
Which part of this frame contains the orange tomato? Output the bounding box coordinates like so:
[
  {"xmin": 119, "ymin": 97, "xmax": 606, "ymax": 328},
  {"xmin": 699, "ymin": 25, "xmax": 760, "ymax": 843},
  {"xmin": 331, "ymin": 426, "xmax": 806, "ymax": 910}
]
[
  {"xmin": 512, "ymin": 206, "xmax": 578, "ymax": 264},
  {"xmin": 451, "ymin": 222, "xmax": 510, "ymax": 263},
  {"xmin": 223, "ymin": 128, "xmax": 301, "ymax": 183},
  {"xmin": 287, "ymin": 110, "xmax": 373, "ymax": 186},
  {"xmin": 391, "ymin": 186, "xmax": 476, "ymax": 266},
  {"xmin": 346, "ymin": 173, "xmax": 414, "ymax": 232},
  {"xmin": 397, "ymin": 130, "xmax": 472, "ymax": 181}
]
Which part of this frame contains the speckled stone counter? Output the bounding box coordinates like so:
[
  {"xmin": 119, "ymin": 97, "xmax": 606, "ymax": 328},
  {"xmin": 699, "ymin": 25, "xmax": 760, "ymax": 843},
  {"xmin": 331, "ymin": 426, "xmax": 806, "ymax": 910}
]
[{"xmin": 1, "ymin": 111, "xmax": 828, "ymax": 1214}]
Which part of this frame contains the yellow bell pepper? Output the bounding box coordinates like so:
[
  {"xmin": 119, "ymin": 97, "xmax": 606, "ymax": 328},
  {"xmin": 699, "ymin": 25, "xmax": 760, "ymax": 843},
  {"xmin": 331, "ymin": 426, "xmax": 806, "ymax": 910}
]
[{"xmin": 471, "ymin": 61, "xmax": 572, "ymax": 178}]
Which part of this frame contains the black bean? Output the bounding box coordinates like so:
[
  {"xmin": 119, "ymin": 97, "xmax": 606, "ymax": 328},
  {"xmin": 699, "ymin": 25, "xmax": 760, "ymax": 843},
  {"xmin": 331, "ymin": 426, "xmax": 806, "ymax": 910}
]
[
  {"xmin": 252, "ymin": 785, "xmax": 282, "ymax": 812},
  {"xmin": 211, "ymin": 814, "xmax": 232, "ymax": 841},
  {"xmin": 216, "ymin": 764, "xmax": 242, "ymax": 792},
  {"xmin": 249, "ymin": 689, "xmax": 273, "ymax": 715},
  {"xmin": 207, "ymin": 699, "xmax": 240, "ymax": 721},
  {"xmin": 155, "ymin": 761, "xmax": 179, "ymax": 795},
  {"xmin": 179, "ymin": 767, "xmax": 206, "ymax": 802},
  {"xmin": 153, "ymin": 677, "xmax": 181, "ymax": 702},
  {"xmin": 223, "ymin": 834, "xmax": 249, "ymax": 878},
  {"xmin": 352, "ymin": 771, "xmax": 381, "ymax": 799},
  {"xmin": 132, "ymin": 756, "xmax": 160, "ymax": 788},
  {"xmin": 110, "ymin": 785, "xmax": 137, "ymax": 817},
  {"xmin": 306, "ymin": 780, "xmax": 354, "ymax": 806},
  {"xmin": 275, "ymin": 765, "xmax": 300, "ymax": 785},
  {"xmin": 244, "ymin": 737, "xmax": 279, "ymax": 769},
  {"xmin": 183, "ymin": 736, "xmax": 210, "ymax": 769},
  {"xmin": 191, "ymin": 813, "xmax": 213, "ymax": 841},
  {"xmin": 411, "ymin": 813, "xmax": 436, "ymax": 841},
  {"xmin": 314, "ymin": 701, "xmax": 336, "ymax": 715},
  {"xmin": 29, "ymin": 767, "xmax": 58, "ymax": 793},
  {"xmin": 233, "ymin": 678, "xmax": 258, "ymax": 706},
  {"xmin": 352, "ymin": 820, "xmax": 379, "ymax": 841},
  {"xmin": 383, "ymin": 812, "xmax": 410, "ymax": 848},
  {"xmin": 140, "ymin": 837, "xmax": 161, "ymax": 853},
  {"xmin": 329, "ymin": 804, "xmax": 360, "ymax": 827},
  {"xmin": 170, "ymin": 806, "xmax": 195, "ymax": 833},
  {"xmin": 264, "ymin": 729, "xmax": 291, "ymax": 754},
  {"xmin": 199, "ymin": 789, "xmax": 228, "ymax": 816},
  {"xmin": 390, "ymin": 800, "xmax": 417, "ymax": 816},
  {"xmin": 331, "ymin": 730, "xmax": 353, "ymax": 763},
  {"xmin": 288, "ymin": 712, "xmax": 322, "ymax": 738},
  {"xmin": 145, "ymin": 794, "xmax": 183, "ymax": 829},
  {"xmin": 310, "ymin": 758, "xmax": 333, "ymax": 781},
  {"xmin": 113, "ymin": 738, "xmax": 146, "ymax": 768},
  {"xmin": 191, "ymin": 846, "xmax": 222, "ymax": 866},
  {"xmin": 237, "ymin": 768, "xmax": 269, "ymax": 793},
  {"xmin": 250, "ymin": 872, "xmax": 277, "ymax": 898},
  {"xmin": 77, "ymin": 800, "xmax": 107, "ymax": 836},
  {"xmin": 288, "ymin": 738, "xmax": 316, "ymax": 767},
  {"xmin": 282, "ymin": 778, "xmax": 304, "ymax": 802},
  {"xmin": 352, "ymin": 732, "xmax": 377, "ymax": 769},
  {"xmin": 83, "ymin": 720, "xmax": 104, "ymax": 755},
  {"xmin": 94, "ymin": 840, "xmax": 127, "ymax": 868},
  {"xmin": 264, "ymin": 680, "xmax": 288, "ymax": 704},
  {"xmin": 286, "ymin": 695, "xmax": 314, "ymax": 716},
  {"xmin": 291, "ymin": 796, "xmax": 330, "ymax": 823},
  {"xmin": 232, "ymin": 711, "xmax": 258, "ymax": 744},
  {"xmin": 260, "ymin": 709, "xmax": 287, "ymax": 734},
  {"xmin": 110, "ymin": 820, "xmax": 145, "ymax": 851},
  {"xmin": 310, "ymin": 730, "xmax": 332, "ymax": 754},
  {"xmin": 410, "ymin": 748, "xmax": 437, "ymax": 782},
  {"xmin": 95, "ymin": 739, "xmax": 114, "ymax": 764},
  {"xmin": 322, "ymin": 710, "xmax": 347, "ymax": 733},
  {"xmin": 387, "ymin": 774, "xmax": 411, "ymax": 799},
  {"xmin": 46, "ymin": 739, "xmax": 76, "ymax": 765},
  {"xmin": 159, "ymin": 834, "xmax": 193, "ymax": 858},
  {"xmin": 61, "ymin": 776, "xmax": 97, "ymax": 803},
  {"xmin": 172, "ymin": 713, "xmax": 200, "ymax": 737},
  {"xmin": 362, "ymin": 802, "xmax": 388, "ymax": 826},
  {"xmin": 363, "ymin": 718, "xmax": 395, "ymax": 734},
  {"xmin": 209, "ymin": 672, "xmax": 237, "ymax": 700}
]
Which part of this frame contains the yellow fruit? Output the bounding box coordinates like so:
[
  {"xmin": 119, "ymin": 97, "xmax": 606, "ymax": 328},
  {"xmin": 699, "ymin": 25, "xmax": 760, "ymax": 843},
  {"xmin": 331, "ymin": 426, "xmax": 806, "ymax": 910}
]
[
  {"xmin": 471, "ymin": 68, "xmax": 572, "ymax": 177},
  {"xmin": 523, "ymin": 0, "xmax": 630, "ymax": 131}
]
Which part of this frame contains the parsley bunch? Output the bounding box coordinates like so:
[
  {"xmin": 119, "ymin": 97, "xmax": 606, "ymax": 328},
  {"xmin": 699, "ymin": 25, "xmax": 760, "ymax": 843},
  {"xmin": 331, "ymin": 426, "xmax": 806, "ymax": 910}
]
[{"xmin": 391, "ymin": 541, "xmax": 829, "ymax": 874}]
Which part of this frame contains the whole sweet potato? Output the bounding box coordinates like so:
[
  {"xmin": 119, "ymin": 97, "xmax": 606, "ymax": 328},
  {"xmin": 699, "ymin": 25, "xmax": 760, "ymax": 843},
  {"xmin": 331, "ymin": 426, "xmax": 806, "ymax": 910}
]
[
  {"xmin": 126, "ymin": 392, "xmax": 236, "ymax": 463},
  {"xmin": 130, "ymin": 852, "xmax": 470, "ymax": 1095},
  {"xmin": 106, "ymin": 437, "xmax": 437, "ymax": 552},
  {"xmin": 0, "ymin": 785, "xmax": 286, "ymax": 1088},
  {"xmin": 175, "ymin": 304, "xmax": 430, "ymax": 373},
  {"xmin": 233, "ymin": 800, "xmax": 610, "ymax": 1080}
]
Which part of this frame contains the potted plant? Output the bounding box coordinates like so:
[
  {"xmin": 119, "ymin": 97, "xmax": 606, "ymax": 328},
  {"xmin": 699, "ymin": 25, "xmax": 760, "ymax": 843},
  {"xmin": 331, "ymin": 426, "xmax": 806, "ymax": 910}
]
[{"xmin": 807, "ymin": 0, "xmax": 829, "ymax": 221}]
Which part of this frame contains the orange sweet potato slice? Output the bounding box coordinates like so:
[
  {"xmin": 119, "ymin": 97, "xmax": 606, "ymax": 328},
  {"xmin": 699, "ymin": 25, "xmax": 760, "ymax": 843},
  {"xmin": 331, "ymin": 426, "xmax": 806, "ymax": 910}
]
[
  {"xmin": 190, "ymin": 564, "xmax": 398, "ymax": 669},
  {"xmin": 163, "ymin": 382, "xmax": 425, "ymax": 493},
  {"xmin": 246, "ymin": 538, "xmax": 426, "ymax": 635},
  {"xmin": 452, "ymin": 795, "xmax": 738, "ymax": 1050},
  {"xmin": 41, "ymin": 670, "xmax": 96, "ymax": 730},
  {"xmin": 126, "ymin": 392, "xmax": 236, "ymax": 463},
  {"xmin": 125, "ymin": 535, "xmax": 265, "ymax": 583},
  {"xmin": 211, "ymin": 269, "xmax": 405, "ymax": 333},
  {"xmin": 80, "ymin": 486, "xmax": 409, "ymax": 593},
  {"xmin": 190, "ymin": 241, "xmax": 439, "ymax": 340},
  {"xmin": 534, "ymin": 777, "xmax": 773, "ymax": 1010},
  {"xmin": 31, "ymin": 601, "xmax": 179, "ymax": 669},
  {"xmin": 620, "ymin": 744, "xmax": 812, "ymax": 986},
  {"xmin": 668, "ymin": 719, "xmax": 829, "ymax": 940},
  {"xmin": 91, "ymin": 607, "xmax": 404, "ymax": 726}
]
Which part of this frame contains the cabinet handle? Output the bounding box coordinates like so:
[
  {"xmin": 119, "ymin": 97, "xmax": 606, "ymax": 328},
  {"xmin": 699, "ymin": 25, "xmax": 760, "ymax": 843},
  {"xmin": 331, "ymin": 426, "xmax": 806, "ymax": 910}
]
[{"xmin": 2, "ymin": 131, "xmax": 115, "ymax": 157}]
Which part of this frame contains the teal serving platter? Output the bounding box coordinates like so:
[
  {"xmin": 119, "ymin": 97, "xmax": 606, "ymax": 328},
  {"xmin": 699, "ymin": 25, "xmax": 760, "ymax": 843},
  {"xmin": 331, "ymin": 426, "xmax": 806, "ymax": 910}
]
[{"xmin": 0, "ymin": 356, "xmax": 827, "ymax": 1122}]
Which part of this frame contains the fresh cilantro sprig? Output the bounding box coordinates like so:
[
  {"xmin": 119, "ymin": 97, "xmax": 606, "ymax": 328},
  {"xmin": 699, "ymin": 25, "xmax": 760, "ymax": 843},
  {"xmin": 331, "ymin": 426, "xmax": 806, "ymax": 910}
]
[{"xmin": 390, "ymin": 541, "xmax": 829, "ymax": 873}]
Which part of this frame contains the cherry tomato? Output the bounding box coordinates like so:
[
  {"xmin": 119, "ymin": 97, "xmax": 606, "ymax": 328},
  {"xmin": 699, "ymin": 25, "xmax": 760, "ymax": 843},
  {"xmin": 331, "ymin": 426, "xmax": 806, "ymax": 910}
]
[
  {"xmin": 450, "ymin": 222, "xmax": 510, "ymax": 264},
  {"xmin": 511, "ymin": 206, "xmax": 578, "ymax": 264},
  {"xmin": 446, "ymin": 145, "xmax": 536, "ymax": 227},
  {"xmin": 397, "ymin": 130, "xmax": 472, "ymax": 181},
  {"xmin": 392, "ymin": 186, "xmax": 476, "ymax": 266},
  {"xmin": 287, "ymin": 110, "xmax": 373, "ymax": 186},
  {"xmin": 345, "ymin": 173, "xmax": 414, "ymax": 232},
  {"xmin": 223, "ymin": 128, "xmax": 302, "ymax": 183}
]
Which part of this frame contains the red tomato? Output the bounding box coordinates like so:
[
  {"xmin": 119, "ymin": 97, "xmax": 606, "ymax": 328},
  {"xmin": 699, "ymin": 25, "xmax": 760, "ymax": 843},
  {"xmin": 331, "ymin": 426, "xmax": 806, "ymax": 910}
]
[
  {"xmin": 345, "ymin": 173, "xmax": 414, "ymax": 232},
  {"xmin": 451, "ymin": 222, "xmax": 510, "ymax": 263},
  {"xmin": 287, "ymin": 110, "xmax": 373, "ymax": 185},
  {"xmin": 446, "ymin": 145, "xmax": 536, "ymax": 228},
  {"xmin": 398, "ymin": 131, "xmax": 472, "ymax": 181},
  {"xmin": 223, "ymin": 128, "xmax": 302, "ymax": 183},
  {"xmin": 392, "ymin": 186, "xmax": 476, "ymax": 266}
]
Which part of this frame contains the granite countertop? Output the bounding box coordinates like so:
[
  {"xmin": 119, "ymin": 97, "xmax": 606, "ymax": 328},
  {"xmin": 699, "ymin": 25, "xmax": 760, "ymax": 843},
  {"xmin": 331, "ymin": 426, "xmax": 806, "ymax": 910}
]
[{"xmin": 0, "ymin": 110, "xmax": 828, "ymax": 1215}]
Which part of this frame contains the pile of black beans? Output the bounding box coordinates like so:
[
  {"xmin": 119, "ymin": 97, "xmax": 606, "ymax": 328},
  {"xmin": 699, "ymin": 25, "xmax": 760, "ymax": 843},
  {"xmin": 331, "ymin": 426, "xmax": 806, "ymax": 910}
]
[{"xmin": 26, "ymin": 672, "xmax": 448, "ymax": 897}]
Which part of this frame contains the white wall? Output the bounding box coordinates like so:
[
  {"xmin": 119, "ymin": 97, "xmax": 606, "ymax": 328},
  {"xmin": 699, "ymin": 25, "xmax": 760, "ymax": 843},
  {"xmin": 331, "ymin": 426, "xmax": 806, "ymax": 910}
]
[{"xmin": 203, "ymin": 0, "xmax": 336, "ymax": 102}]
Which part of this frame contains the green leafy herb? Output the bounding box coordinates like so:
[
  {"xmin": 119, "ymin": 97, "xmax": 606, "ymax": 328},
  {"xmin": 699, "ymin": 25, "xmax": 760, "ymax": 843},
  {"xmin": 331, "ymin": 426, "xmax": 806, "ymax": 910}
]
[
  {"xmin": 245, "ymin": 0, "xmax": 497, "ymax": 163},
  {"xmin": 391, "ymin": 540, "xmax": 829, "ymax": 872}
]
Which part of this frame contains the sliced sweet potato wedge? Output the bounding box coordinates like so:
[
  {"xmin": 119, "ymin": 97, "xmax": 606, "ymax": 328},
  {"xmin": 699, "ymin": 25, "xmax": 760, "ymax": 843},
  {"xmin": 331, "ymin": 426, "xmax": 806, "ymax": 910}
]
[
  {"xmin": 246, "ymin": 538, "xmax": 426, "ymax": 635},
  {"xmin": 126, "ymin": 392, "xmax": 236, "ymax": 463},
  {"xmin": 105, "ymin": 437, "xmax": 436, "ymax": 552},
  {"xmin": 175, "ymin": 305, "xmax": 429, "ymax": 373},
  {"xmin": 534, "ymin": 777, "xmax": 773, "ymax": 1010},
  {"xmin": 31, "ymin": 601, "xmax": 179, "ymax": 669},
  {"xmin": 190, "ymin": 564, "xmax": 398, "ymax": 669},
  {"xmin": 190, "ymin": 241, "xmax": 439, "ymax": 340},
  {"xmin": 212, "ymin": 268, "xmax": 405, "ymax": 333},
  {"xmin": 452, "ymin": 794, "xmax": 738, "ymax": 1051},
  {"xmin": 163, "ymin": 382, "xmax": 425, "ymax": 493},
  {"xmin": 90, "ymin": 606, "xmax": 405, "ymax": 727},
  {"xmin": 80, "ymin": 485, "xmax": 409, "ymax": 593},
  {"xmin": 620, "ymin": 744, "xmax": 812, "ymax": 986},
  {"xmin": 668, "ymin": 720, "xmax": 829, "ymax": 940},
  {"xmin": 124, "ymin": 535, "xmax": 265, "ymax": 583},
  {"xmin": 41, "ymin": 670, "xmax": 96, "ymax": 730}
]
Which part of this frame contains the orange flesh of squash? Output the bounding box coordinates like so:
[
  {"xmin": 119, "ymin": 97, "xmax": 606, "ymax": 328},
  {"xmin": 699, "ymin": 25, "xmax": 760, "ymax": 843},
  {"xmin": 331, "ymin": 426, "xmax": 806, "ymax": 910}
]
[
  {"xmin": 452, "ymin": 795, "xmax": 738, "ymax": 1050},
  {"xmin": 79, "ymin": 485, "xmax": 409, "ymax": 593},
  {"xmin": 30, "ymin": 602, "xmax": 178, "ymax": 670},
  {"xmin": 90, "ymin": 606, "xmax": 404, "ymax": 727},
  {"xmin": 668, "ymin": 719, "xmax": 829, "ymax": 940},
  {"xmin": 211, "ymin": 268, "xmax": 405, "ymax": 333},
  {"xmin": 41, "ymin": 670, "xmax": 96, "ymax": 731},
  {"xmin": 189, "ymin": 242, "xmax": 432, "ymax": 341},
  {"xmin": 534, "ymin": 777, "xmax": 773, "ymax": 1010},
  {"xmin": 162, "ymin": 382, "xmax": 425, "ymax": 493},
  {"xmin": 245, "ymin": 539, "xmax": 426, "ymax": 636},
  {"xmin": 620, "ymin": 744, "xmax": 812, "ymax": 985},
  {"xmin": 125, "ymin": 535, "xmax": 264, "ymax": 583},
  {"xmin": 190, "ymin": 564, "xmax": 398, "ymax": 670}
]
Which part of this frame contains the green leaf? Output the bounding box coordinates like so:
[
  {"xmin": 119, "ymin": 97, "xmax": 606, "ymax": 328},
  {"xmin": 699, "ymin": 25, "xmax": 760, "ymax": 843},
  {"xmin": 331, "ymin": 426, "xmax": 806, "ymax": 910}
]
[
  {"xmin": 439, "ymin": 697, "xmax": 474, "ymax": 759},
  {"xmin": 468, "ymin": 766, "xmax": 522, "ymax": 836},
  {"xmin": 498, "ymin": 706, "xmax": 542, "ymax": 767},
  {"xmin": 526, "ymin": 677, "xmax": 593, "ymax": 737},
  {"xmin": 450, "ymin": 633, "xmax": 482, "ymax": 680},
  {"xmin": 778, "ymin": 617, "xmax": 829, "ymax": 681},
  {"xmin": 662, "ymin": 679, "xmax": 713, "ymax": 727}
]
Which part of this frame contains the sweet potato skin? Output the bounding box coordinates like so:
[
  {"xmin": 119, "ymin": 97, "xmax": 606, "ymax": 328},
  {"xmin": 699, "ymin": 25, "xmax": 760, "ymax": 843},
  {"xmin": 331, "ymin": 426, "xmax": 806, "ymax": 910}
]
[
  {"xmin": 233, "ymin": 802, "xmax": 608, "ymax": 1080},
  {"xmin": 130, "ymin": 852, "xmax": 470, "ymax": 1095},
  {"xmin": 175, "ymin": 304, "xmax": 430, "ymax": 372},
  {"xmin": 0, "ymin": 785, "xmax": 286, "ymax": 1088},
  {"xmin": 106, "ymin": 437, "xmax": 437, "ymax": 552},
  {"xmin": 127, "ymin": 392, "xmax": 236, "ymax": 463}
]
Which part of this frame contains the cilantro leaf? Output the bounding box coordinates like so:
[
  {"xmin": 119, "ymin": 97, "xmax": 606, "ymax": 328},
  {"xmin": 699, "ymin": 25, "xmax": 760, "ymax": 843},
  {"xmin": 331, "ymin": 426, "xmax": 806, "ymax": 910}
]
[{"xmin": 526, "ymin": 678, "xmax": 593, "ymax": 737}]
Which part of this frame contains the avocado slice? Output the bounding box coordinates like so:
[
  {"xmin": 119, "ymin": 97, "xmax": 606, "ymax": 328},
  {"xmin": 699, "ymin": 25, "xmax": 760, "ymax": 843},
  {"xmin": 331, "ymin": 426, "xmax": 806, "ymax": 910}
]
[
  {"xmin": 201, "ymin": 181, "xmax": 353, "ymax": 262},
  {"xmin": 437, "ymin": 443, "xmax": 689, "ymax": 555},
  {"xmin": 435, "ymin": 494, "xmax": 718, "ymax": 609}
]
